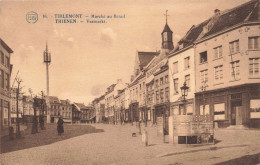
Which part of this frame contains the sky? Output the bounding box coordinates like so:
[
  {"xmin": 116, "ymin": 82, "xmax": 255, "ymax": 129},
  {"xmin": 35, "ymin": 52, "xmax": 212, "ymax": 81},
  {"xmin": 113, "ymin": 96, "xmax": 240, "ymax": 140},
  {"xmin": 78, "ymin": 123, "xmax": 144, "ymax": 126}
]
[{"xmin": 0, "ymin": 0, "xmax": 249, "ymax": 104}]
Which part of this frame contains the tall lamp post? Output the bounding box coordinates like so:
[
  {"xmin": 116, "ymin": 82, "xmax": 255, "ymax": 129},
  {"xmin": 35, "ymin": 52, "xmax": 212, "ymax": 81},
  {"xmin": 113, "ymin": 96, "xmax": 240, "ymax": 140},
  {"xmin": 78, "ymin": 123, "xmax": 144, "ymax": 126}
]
[{"xmin": 180, "ymin": 82, "xmax": 189, "ymax": 115}]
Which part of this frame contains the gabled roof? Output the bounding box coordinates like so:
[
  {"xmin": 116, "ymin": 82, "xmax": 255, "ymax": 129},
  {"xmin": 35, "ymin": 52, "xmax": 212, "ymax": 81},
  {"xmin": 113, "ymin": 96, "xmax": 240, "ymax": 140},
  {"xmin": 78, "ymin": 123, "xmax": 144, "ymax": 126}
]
[
  {"xmin": 105, "ymin": 84, "xmax": 116, "ymax": 95},
  {"xmin": 0, "ymin": 38, "xmax": 13, "ymax": 53},
  {"xmin": 60, "ymin": 99, "xmax": 71, "ymax": 105},
  {"xmin": 47, "ymin": 96, "xmax": 60, "ymax": 104},
  {"xmin": 203, "ymin": 0, "xmax": 259, "ymax": 38},
  {"xmin": 171, "ymin": 0, "xmax": 259, "ymax": 54},
  {"xmin": 161, "ymin": 23, "xmax": 173, "ymax": 34},
  {"xmin": 75, "ymin": 103, "xmax": 87, "ymax": 109},
  {"xmin": 137, "ymin": 51, "xmax": 159, "ymax": 68}
]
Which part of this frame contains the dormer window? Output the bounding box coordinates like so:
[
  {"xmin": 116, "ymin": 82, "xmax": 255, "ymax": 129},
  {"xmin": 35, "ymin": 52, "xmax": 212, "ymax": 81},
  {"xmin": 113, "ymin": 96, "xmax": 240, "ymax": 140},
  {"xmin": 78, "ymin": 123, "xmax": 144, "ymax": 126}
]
[{"xmin": 179, "ymin": 43, "xmax": 184, "ymax": 49}]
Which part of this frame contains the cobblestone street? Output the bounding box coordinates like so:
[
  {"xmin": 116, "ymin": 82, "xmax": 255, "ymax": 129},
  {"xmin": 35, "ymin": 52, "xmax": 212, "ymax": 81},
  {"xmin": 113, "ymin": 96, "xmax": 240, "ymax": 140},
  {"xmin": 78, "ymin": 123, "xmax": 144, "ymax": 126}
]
[{"xmin": 1, "ymin": 124, "xmax": 260, "ymax": 165}]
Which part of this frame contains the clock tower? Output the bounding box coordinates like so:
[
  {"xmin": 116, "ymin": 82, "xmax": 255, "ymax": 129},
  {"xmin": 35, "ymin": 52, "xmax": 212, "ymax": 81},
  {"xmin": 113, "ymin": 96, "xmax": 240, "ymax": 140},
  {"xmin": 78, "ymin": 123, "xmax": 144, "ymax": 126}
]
[{"xmin": 161, "ymin": 10, "xmax": 174, "ymax": 51}]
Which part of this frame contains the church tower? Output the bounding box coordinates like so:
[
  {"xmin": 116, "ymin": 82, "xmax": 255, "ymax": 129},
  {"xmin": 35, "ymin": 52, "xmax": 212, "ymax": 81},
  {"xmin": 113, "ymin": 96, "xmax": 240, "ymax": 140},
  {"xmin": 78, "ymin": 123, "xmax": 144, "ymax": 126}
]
[{"xmin": 161, "ymin": 10, "xmax": 174, "ymax": 51}]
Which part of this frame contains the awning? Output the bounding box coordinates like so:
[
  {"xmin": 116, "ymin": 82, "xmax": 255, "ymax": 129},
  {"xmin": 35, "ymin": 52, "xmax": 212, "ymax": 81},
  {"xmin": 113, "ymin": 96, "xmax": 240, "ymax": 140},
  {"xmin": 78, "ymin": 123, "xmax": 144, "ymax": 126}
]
[{"xmin": 145, "ymin": 75, "xmax": 154, "ymax": 84}]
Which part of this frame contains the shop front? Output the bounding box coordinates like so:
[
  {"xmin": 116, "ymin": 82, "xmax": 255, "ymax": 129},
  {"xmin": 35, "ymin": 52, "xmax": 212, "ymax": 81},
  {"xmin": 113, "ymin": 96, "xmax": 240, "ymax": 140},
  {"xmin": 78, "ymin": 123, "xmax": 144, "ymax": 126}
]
[{"xmin": 195, "ymin": 84, "xmax": 260, "ymax": 128}]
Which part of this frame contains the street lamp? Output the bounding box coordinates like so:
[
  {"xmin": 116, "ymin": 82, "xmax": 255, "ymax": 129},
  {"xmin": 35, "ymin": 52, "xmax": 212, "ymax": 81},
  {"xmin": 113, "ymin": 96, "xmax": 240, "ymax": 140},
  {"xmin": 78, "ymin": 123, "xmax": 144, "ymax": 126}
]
[{"xmin": 180, "ymin": 82, "xmax": 189, "ymax": 115}]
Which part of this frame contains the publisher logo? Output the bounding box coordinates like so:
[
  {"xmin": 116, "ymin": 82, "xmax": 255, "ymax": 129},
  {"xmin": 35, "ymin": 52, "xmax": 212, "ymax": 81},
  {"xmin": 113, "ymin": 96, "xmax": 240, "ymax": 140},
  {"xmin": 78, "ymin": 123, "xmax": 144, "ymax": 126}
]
[{"xmin": 26, "ymin": 11, "xmax": 38, "ymax": 23}]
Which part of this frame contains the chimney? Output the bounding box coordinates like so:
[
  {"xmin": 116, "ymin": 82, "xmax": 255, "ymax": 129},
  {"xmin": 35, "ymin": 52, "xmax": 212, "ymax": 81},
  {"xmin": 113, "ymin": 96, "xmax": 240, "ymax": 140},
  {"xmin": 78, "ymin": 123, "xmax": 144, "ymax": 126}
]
[
  {"xmin": 214, "ymin": 9, "xmax": 220, "ymax": 15},
  {"xmin": 117, "ymin": 79, "xmax": 122, "ymax": 84}
]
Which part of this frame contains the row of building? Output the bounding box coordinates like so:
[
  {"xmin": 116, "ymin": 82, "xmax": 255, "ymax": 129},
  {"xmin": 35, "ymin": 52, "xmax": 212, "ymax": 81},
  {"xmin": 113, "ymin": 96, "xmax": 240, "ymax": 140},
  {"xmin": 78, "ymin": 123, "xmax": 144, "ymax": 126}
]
[
  {"xmin": 9, "ymin": 91, "xmax": 96, "ymax": 124},
  {"xmin": 92, "ymin": 0, "xmax": 260, "ymax": 130}
]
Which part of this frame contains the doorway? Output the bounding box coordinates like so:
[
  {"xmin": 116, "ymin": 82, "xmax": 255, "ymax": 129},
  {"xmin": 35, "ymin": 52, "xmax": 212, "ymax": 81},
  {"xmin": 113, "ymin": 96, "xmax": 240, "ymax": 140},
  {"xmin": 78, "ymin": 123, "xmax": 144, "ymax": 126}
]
[{"xmin": 231, "ymin": 101, "xmax": 242, "ymax": 125}]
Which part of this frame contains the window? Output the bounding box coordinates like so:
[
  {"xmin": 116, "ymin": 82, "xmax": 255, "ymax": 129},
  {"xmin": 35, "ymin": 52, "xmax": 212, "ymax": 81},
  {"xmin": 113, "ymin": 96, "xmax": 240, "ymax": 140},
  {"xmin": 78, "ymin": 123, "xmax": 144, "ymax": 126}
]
[
  {"xmin": 5, "ymin": 56, "xmax": 9, "ymax": 68},
  {"xmin": 184, "ymin": 57, "xmax": 190, "ymax": 69},
  {"xmin": 160, "ymin": 77, "xmax": 163, "ymax": 85},
  {"xmin": 148, "ymin": 110, "xmax": 151, "ymax": 120},
  {"xmin": 248, "ymin": 36, "xmax": 260, "ymax": 50},
  {"xmin": 165, "ymin": 87, "xmax": 169, "ymax": 102},
  {"xmin": 139, "ymin": 84, "xmax": 141, "ymax": 90},
  {"xmin": 214, "ymin": 103, "xmax": 225, "ymax": 120},
  {"xmin": 165, "ymin": 75, "xmax": 168, "ymax": 83},
  {"xmin": 229, "ymin": 40, "xmax": 239, "ymax": 54},
  {"xmin": 156, "ymin": 91, "xmax": 159, "ymax": 103},
  {"xmin": 0, "ymin": 51, "xmax": 4, "ymax": 65},
  {"xmin": 185, "ymin": 74, "xmax": 190, "ymax": 88},
  {"xmin": 250, "ymin": 100, "xmax": 260, "ymax": 113},
  {"xmin": 214, "ymin": 46, "xmax": 222, "ymax": 59},
  {"xmin": 230, "ymin": 61, "xmax": 240, "ymax": 80},
  {"xmin": 155, "ymin": 79, "xmax": 159, "ymax": 87},
  {"xmin": 160, "ymin": 89, "xmax": 164, "ymax": 102},
  {"xmin": 173, "ymin": 78, "xmax": 179, "ymax": 94},
  {"xmin": 5, "ymin": 73, "xmax": 9, "ymax": 90},
  {"xmin": 200, "ymin": 51, "xmax": 207, "ymax": 63},
  {"xmin": 214, "ymin": 65, "xmax": 223, "ymax": 82},
  {"xmin": 200, "ymin": 70, "xmax": 208, "ymax": 85},
  {"xmin": 0, "ymin": 70, "xmax": 4, "ymax": 89},
  {"xmin": 173, "ymin": 62, "xmax": 178, "ymax": 73},
  {"xmin": 200, "ymin": 104, "xmax": 210, "ymax": 115},
  {"xmin": 249, "ymin": 58, "xmax": 259, "ymax": 78}
]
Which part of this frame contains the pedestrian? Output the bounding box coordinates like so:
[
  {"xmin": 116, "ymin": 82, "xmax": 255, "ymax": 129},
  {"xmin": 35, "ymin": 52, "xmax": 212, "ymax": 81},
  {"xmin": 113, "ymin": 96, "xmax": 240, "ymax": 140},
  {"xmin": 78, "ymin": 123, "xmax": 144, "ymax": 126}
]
[{"xmin": 57, "ymin": 117, "xmax": 64, "ymax": 136}]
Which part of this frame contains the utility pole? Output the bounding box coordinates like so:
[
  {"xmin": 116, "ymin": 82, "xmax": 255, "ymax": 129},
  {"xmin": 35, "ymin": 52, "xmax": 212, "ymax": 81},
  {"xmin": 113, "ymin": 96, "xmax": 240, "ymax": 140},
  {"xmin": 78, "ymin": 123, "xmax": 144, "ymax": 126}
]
[{"xmin": 15, "ymin": 78, "xmax": 22, "ymax": 138}]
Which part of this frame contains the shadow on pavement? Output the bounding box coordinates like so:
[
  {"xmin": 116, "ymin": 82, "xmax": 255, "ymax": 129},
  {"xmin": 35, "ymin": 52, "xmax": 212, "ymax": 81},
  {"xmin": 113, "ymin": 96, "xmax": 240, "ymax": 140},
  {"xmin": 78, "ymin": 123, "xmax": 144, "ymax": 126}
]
[
  {"xmin": 160, "ymin": 144, "xmax": 248, "ymax": 157},
  {"xmin": 1, "ymin": 124, "xmax": 104, "ymax": 154},
  {"xmin": 214, "ymin": 152, "xmax": 260, "ymax": 165}
]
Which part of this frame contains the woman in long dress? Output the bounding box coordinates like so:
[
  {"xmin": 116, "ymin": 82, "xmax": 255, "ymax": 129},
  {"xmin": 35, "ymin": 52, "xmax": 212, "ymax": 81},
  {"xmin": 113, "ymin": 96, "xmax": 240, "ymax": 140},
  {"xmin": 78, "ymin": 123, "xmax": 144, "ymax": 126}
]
[{"xmin": 57, "ymin": 117, "xmax": 64, "ymax": 136}]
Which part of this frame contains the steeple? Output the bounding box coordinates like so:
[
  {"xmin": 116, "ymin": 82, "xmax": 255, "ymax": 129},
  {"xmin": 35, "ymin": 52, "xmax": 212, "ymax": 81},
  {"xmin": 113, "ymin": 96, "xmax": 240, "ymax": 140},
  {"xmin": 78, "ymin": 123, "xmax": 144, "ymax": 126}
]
[{"xmin": 161, "ymin": 10, "xmax": 174, "ymax": 51}]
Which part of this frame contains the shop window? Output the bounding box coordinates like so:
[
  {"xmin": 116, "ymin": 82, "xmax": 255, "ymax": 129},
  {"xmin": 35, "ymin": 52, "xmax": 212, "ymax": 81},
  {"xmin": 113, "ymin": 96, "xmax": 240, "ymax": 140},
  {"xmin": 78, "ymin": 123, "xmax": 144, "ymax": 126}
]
[
  {"xmin": 250, "ymin": 99, "xmax": 260, "ymax": 119},
  {"xmin": 148, "ymin": 109, "xmax": 151, "ymax": 121},
  {"xmin": 214, "ymin": 103, "xmax": 225, "ymax": 120},
  {"xmin": 200, "ymin": 104, "xmax": 209, "ymax": 115},
  {"xmin": 186, "ymin": 104, "xmax": 193, "ymax": 115}
]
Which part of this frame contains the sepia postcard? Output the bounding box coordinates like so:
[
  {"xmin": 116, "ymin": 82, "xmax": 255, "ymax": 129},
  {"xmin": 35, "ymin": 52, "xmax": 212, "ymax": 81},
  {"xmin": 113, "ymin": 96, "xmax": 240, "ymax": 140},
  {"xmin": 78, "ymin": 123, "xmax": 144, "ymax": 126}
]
[{"xmin": 0, "ymin": 0, "xmax": 260, "ymax": 164}]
